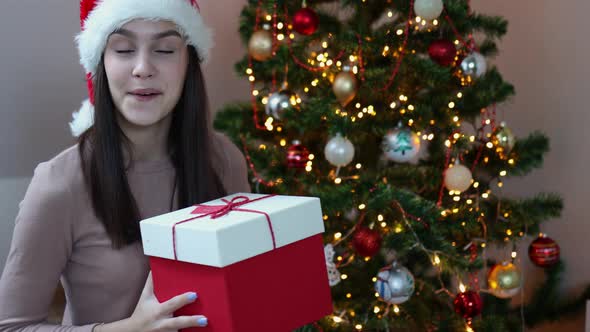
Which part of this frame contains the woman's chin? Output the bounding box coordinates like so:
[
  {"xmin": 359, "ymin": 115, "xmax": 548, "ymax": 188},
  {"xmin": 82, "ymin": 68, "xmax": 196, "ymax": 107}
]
[{"xmin": 120, "ymin": 111, "xmax": 163, "ymax": 128}]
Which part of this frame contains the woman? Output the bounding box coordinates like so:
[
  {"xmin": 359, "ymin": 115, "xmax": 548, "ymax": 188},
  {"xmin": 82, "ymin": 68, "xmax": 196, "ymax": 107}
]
[{"xmin": 0, "ymin": 0, "xmax": 250, "ymax": 331}]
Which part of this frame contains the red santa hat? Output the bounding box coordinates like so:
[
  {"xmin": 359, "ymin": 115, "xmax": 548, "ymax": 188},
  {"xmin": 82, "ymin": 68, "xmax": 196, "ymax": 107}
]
[{"xmin": 70, "ymin": 0, "xmax": 212, "ymax": 136}]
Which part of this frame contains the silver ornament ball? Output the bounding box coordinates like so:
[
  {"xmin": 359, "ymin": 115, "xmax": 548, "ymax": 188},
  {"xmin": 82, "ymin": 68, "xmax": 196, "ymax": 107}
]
[
  {"xmin": 374, "ymin": 262, "xmax": 415, "ymax": 304},
  {"xmin": 265, "ymin": 90, "xmax": 294, "ymax": 119},
  {"xmin": 460, "ymin": 52, "xmax": 487, "ymax": 78}
]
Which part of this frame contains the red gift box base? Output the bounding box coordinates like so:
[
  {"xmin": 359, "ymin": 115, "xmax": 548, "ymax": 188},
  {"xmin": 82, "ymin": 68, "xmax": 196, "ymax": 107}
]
[{"xmin": 149, "ymin": 234, "xmax": 333, "ymax": 332}]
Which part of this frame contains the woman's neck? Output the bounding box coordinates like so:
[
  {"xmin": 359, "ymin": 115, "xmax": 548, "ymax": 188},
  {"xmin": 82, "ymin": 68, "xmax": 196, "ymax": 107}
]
[{"xmin": 118, "ymin": 114, "xmax": 173, "ymax": 163}]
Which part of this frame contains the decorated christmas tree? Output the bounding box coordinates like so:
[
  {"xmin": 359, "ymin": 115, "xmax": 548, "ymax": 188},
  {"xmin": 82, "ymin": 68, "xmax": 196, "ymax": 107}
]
[{"xmin": 214, "ymin": 0, "xmax": 589, "ymax": 331}]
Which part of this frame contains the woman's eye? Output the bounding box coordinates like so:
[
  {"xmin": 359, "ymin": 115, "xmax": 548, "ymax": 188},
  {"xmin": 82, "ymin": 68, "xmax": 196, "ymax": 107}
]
[
  {"xmin": 156, "ymin": 50, "xmax": 175, "ymax": 54},
  {"xmin": 116, "ymin": 50, "xmax": 134, "ymax": 54}
]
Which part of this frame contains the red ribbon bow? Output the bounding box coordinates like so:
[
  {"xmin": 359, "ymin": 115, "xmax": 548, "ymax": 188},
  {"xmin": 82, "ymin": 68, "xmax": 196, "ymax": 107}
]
[{"xmin": 171, "ymin": 194, "xmax": 276, "ymax": 261}]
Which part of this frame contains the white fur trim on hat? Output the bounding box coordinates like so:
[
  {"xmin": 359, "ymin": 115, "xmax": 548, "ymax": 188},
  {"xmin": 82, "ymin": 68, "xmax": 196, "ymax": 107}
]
[
  {"xmin": 70, "ymin": 99, "xmax": 94, "ymax": 137},
  {"xmin": 76, "ymin": 0, "xmax": 213, "ymax": 75}
]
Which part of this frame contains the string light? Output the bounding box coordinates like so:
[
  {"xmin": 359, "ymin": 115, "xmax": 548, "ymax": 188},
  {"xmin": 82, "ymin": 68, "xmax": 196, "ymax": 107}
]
[
  {"xmin": 333, "ymin": 316, "xmax": 343, "ymax": 323},
  {"xmin": 334, "ymin": 232, "xmax": 342, "ymax": 240},
  {"xmin": 393, "ymin": 305, "xmax": 400, "ymax": 314},
  {"xmin": 459, "ymin": 283, "xmax": 466, "ymax": 292},
  {"xmin": 341, "ymin": 274, "xmax": 348, "ymax": 280},
  {"xmin": 433, "ymin": 254, "xmax": 441, "ymax": 265},
  {"xmin": 511, "ymin": 251, "xmax": 517, "ymax": 258},
  {"xmin": 358, "ymin": 204, "xmax": 366, "ymax": 210}
]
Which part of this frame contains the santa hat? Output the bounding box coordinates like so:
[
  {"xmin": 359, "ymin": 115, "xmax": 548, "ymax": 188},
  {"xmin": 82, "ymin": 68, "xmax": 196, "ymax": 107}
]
[{"xmin": 70, "ymin": 0, "xmax": 212, "ymax": 136}]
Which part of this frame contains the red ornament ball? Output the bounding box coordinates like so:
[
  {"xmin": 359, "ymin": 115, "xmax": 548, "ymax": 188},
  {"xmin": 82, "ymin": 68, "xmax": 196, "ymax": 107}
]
[
  {"xmin": 293, "ymin": 8, "xmax": 319, "ymax": 36},
  {"xmin": 453, "ymin": 290, "xmax": 483, "ymax": 319},
  {"xmin": 352, "ymin": 227, "xmax": 382, "ymax": 257},
  {"xmin": 528, "ymin": 235, "xmax": 560, "ymax": 267},
  {"xmin": 428, "ymin": 39, "xmax": 457, "ymax": 66},
  {"xmin": 286, "ymin": 141, "xmax": 310, "ymax": 169}
]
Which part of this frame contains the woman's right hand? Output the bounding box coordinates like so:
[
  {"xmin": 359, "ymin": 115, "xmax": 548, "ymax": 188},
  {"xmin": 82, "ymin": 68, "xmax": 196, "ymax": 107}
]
[{"xmin": 95, "ymin": 272, "xmax": 207, "ymax": 332}]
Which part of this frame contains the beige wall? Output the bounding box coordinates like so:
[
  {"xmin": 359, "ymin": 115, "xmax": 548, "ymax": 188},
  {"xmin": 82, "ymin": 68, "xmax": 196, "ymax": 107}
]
[
  {"xmin": 1, "ymin": 0, "xmax": 587, "ymax": 330},
  {"xmin": 472, "ymin": 0, "xmax": 589, "ymax": 330}
]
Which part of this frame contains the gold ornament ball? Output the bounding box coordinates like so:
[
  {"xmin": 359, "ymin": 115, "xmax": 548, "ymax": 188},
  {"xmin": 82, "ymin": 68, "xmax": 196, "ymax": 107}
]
[
  {"xmin": 444, "ymin": 163, "xmax": 472, "ymax": 192},
  {"xmin": 332, "ymin": 71, "xmax": 357, "ymax": 106},
  {"xmin": 248, "ymin": 30, "xmax": 273, "ymax": 62},
  {"xmin": 488, "ymin": 262, "xmax": 522, "ymax": 299},
  {"xmin": 492, "ymin": 124, "xmax": 516, "ymax": 159}
]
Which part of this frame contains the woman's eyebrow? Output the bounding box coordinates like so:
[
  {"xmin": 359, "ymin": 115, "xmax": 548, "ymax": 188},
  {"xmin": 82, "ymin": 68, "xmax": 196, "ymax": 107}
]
[{"xmin": 110, "ymin": 29, "xmax": 182, "ymax": 40}]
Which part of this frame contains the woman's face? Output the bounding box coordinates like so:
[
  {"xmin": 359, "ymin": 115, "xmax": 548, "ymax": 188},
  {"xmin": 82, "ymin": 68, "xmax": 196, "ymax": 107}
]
[{"xmin": 104, "ymin": 20, "xmax": 189, "ymax": 129}]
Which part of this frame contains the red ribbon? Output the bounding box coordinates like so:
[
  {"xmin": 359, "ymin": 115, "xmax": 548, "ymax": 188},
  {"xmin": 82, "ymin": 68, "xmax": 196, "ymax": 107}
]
[{"xmin": 171, "ymin": 195, "xmax": 277, "ymax": 261}]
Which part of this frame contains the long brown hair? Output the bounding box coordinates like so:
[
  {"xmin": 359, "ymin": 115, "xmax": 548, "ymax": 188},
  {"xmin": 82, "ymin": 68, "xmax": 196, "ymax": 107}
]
[{"xmin": 78, "ymin": 46, "xmax": 226, "ymax": 248}]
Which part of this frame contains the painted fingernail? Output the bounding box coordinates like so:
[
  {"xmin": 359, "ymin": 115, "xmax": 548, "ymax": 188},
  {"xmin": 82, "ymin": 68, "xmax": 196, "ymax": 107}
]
[
  {"xmin": 197, "ymin": 317, "xmax": 208, "ymax": 327},
  {"xmin": 187, "ymin": 292, "xmax": 198, "ymax": 301}
]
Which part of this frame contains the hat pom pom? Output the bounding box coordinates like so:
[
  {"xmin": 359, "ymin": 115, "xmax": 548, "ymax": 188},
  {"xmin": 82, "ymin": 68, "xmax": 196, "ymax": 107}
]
[{"xmin": 70, "ymin": 99, "xmax": 94, "ymax": 137}]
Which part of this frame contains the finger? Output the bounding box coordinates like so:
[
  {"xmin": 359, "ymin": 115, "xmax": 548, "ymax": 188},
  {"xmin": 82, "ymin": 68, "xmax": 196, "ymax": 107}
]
[
  {"xmin": 160, "ymin": 291, "xmax": 198, "ymax": 315},
  {"xmin": 159, "ymin": 315, "xmax": 208, "ymax": 330},
  {"xmin": 140, "ymin": 271, "xmax": 154, "ymax": 299}
]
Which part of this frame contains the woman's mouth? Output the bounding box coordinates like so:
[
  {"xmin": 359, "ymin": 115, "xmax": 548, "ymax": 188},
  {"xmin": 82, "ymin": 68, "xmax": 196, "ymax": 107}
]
[{"xmin": 129, "ymin": 89, "xmax": 162, "ymax": 102}]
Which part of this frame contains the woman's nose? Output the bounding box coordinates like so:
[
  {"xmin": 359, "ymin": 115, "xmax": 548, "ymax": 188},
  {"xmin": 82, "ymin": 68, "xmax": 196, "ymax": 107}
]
[{"xmin": 131, "ymin": 51, "xmax": 155, "ymax": 79}]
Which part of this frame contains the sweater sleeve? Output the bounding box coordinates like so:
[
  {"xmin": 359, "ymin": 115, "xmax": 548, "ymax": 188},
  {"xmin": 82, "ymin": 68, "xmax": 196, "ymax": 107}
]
[{"xmin": 0, "ymin": 162, "xmax": 97, "ymax": 332}]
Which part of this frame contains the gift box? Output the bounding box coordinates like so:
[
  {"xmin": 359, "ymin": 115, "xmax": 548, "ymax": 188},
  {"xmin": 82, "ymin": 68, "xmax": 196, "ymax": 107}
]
[{"xmin": 140, "ymin": 193, "xmax": 333, "ymax": 332}]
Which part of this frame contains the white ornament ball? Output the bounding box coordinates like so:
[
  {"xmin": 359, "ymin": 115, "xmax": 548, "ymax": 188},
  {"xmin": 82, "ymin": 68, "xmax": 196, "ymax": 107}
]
[
  {"xmin": 382, "ymin": 128, "xmax": 421, "ymax": 163},
  {"xmin": 414, "ymin": 0, "xmax": 444, "ymax": 20},
  {"xmin": 444, "ymin": 163, "xmax": 473, "ymax": 192},
  {"xmin": 324, "ymin": 134, "xmax": 355, "ymax": 167},
  {"xmin": 374, "ymin": 262, "xmax": 415, "ymax": 304},
  {"xmin": 460, "ymin": 52, "xmax": 487, "ymax": 78}
]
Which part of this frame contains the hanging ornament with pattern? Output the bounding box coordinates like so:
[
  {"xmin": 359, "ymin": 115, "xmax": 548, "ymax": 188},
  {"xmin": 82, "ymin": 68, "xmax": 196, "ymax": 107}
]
[
  {"xmin": 286, "ymin": 140, "xmax": 310, "ymax": 170},
  {"xmin": 382, "ymin": 126, "xmax": 421, "ymax": 163},
  {"xmin": 529, "ymin": 234, "xmax": 560, "ymax": 267},
  {"xmin": 374, "ymin": 261, "xmax": 415, "ymax": 304}
]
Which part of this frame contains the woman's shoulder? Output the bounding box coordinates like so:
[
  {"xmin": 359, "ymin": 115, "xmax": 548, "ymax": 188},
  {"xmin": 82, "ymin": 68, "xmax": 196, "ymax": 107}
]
[
  {"xmin": 30, "ymin": 144, "xmax": 86, "ymax": 199},
  {"xmin": 210, "ymin": 131, "xmax": 251, "ymax": 193}
]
